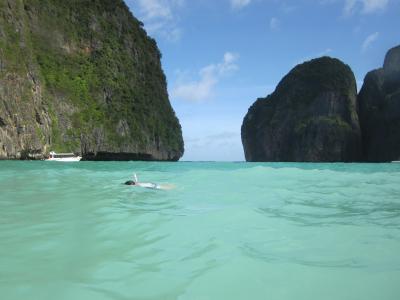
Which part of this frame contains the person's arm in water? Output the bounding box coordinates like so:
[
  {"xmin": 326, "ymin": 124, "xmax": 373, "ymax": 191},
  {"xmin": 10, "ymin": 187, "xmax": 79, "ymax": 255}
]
[{"xmin": 136, "ymin": 182, "xmax": 175, "ymax": 190}]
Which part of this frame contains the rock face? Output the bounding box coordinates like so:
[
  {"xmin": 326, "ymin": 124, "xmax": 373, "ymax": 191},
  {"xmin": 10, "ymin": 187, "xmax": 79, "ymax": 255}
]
[
  {"xmin": 358, "ymin": 45, "xmax": 400, "ymax": 162},
  {"xmin": 241, "ymin": 57, "xmax": 362, "ymax": 162},
  {"xmin": 0, "ymin": 0, "xmax": 183, "ymax": 160}
]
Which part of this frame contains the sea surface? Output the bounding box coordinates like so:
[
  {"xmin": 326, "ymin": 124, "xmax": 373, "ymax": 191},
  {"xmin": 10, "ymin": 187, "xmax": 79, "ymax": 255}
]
[{"xmin": 1, "ymin": 161, "xmax": 400, "ymax": 300}]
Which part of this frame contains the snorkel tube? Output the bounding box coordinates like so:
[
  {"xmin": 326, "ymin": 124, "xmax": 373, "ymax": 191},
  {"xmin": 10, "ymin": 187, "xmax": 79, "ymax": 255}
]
[{"xmin": 133, "ymin": 173, "xmax": 138, "ymax": 183}]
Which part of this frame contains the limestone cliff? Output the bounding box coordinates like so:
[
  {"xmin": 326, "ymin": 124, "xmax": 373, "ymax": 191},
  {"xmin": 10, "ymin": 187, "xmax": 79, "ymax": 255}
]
[
  {"xmin": 241, "ymin": 57, "xmax": 362, "ymax": 162},
  {"xmin": 358, "ymin": 45, "xmax": 400, "ymax": 162},
  {"xmin": 0, "ymin": 0, "xmax": 183, "ymax": 160}
]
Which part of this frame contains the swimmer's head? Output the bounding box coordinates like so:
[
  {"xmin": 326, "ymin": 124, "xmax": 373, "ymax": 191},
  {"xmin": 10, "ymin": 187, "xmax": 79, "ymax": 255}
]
[{"xmin": 124, "ymin": 180, "xmax": 136, "ymax": 185}]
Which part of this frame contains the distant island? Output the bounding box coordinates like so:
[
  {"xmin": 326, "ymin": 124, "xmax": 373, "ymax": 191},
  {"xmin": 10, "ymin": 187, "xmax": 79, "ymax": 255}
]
[
  {"xmin": 242, "ymin": 45, "xmax": 400, "ymax": 163},
  {"xmin": 0, "ymin": 0, "xmax": 183, "ymax": 161}
]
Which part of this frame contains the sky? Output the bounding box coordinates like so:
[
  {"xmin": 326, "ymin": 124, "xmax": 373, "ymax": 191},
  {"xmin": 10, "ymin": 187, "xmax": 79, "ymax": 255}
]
[{"xmin": 125, "ymin": 0, "xmax": 399, "ymax": 161}]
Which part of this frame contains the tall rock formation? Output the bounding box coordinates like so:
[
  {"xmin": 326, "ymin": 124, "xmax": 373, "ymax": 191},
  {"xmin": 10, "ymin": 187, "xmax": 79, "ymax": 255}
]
[
  {"xmin": 241, "ymin": 57, "xmax": 362, "ymax": 162},
  {"xmin": 0, "ymin": 0, "xmax": 183, "ymax": 160},
  {"xmin": 358, "ymin": 45, "xmax": 400, "ymax": 162}
]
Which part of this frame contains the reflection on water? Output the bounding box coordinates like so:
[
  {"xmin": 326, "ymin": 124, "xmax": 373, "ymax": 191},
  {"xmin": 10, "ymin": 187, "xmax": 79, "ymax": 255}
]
[{"xmin": 1, "ymin": 162, "xmax": 400, "ymax": 300}]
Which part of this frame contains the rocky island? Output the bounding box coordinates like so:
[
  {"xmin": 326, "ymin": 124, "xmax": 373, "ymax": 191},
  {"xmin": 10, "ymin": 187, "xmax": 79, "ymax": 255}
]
[
  {"xmin": 0, "ymin": 0, "xmax": 183, "ymax": 161},
  {"xmin": 242, "ymin": 57, "xmax": 362, "ymax": 162},
  {"xmin": 242, "ymin": 46, "xmax": 400, "ymax": 162},
  {"xmin": 358, "ymin": 45, "xmax": 400, "ymax": 162}
]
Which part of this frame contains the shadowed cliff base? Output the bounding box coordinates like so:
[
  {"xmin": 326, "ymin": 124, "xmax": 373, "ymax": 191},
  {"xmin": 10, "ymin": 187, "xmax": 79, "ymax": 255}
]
[{"xmin": 82, "ymin": 152, "xmax": 181, "ymax": 162}]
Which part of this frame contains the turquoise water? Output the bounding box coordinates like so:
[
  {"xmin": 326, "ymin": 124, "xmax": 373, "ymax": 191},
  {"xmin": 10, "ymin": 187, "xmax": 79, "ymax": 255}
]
[{"xmin": 1, "ymin": 161, "xmax": 400, "ymax": 300}]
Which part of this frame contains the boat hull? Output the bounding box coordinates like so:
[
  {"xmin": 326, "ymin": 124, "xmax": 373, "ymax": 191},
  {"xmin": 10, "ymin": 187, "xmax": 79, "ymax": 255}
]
[{"xmin": 45, "ymin": 157, "xmax": 81, "ymax": 162}]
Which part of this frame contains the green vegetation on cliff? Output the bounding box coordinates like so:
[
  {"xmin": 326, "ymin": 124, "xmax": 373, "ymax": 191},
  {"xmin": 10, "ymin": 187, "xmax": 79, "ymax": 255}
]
[{"xmin": 0, "ymin": 0, "xmax": 183, "ymax": 160}]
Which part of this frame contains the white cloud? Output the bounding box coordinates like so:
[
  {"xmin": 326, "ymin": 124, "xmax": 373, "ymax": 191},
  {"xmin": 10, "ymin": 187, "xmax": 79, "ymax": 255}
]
[
  {"xmin": 231, "ymin": 0, "xmax": 251, "ymax": 10},
  {"xmin": 183, "ymin": 131, "xmax": 245, "ymax": 161},
  {"xmin": 362, "ymin": 0, "xmax": 389, "ymax": 13},
  {"xmin": 137, "ymin": 0, "xmax": 172, "ymax": 19},
  {"xmin": 362, "ymin": 32, "xmax": 379, "ymax": 52},
  {"xmin": 129, "ymin": 0, "xmax": 184, "ymax": 41},
  {"xmin": 270, "ymin": 17, "xmax": 280, "ymax": 30},
  {"xmin": 281, "ymin": 4, "xmax": 296, "ymax": 13},
  {"xmin": 318, "ymin": 48, "xmax": 333, "ymax": 56},
  {"xmin": 171, "ymin": 52, "xmax": 240, "ymax": 102},
  {"xmin": 187, "ymin": 132, "xmax": 239, "ymax": 148},
  {"xmin": 344, "ymin": 0, "xmax": 389, "ymax": 15},
  {"xmin": 343, "ymin": 0, "xmax": 356, "ymax": 14}
]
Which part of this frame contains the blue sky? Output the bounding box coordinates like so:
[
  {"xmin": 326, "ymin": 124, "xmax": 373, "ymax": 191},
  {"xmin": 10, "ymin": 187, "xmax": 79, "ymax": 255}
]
[{"xmin": 125, "ymin": 0, "xmax": 399, "ymax": 161}]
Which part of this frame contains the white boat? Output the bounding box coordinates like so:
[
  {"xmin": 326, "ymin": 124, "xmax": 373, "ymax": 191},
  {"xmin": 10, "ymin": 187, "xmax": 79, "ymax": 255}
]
[{"xmin": 46, "ymin": 151, "xmax": 81, "ymax": 162}]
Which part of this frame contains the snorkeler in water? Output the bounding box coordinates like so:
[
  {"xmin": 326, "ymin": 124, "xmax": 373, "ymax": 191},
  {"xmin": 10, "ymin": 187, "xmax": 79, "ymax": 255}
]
[{"xmin": 124, "ymin": 173, "xmax": 174, "ymax": 190}]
